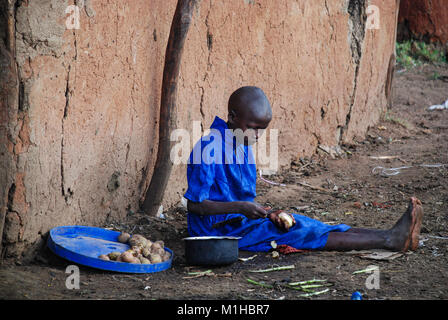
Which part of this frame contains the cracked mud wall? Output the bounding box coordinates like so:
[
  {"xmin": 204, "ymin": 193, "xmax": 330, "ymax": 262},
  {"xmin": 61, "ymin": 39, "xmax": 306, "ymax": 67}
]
[
  {"xmin": 342, "ymin": 0, "xmax": 400, "ymax": 142},
  {"xmin": 0, "ymin": 0, "xmax": 399, "ymax": 260}
]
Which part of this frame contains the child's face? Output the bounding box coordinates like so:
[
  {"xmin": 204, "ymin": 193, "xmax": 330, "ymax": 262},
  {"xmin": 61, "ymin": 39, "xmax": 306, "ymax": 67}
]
[{"xmin": 231, "ymin": 109, "xmax": 272, "ymax": 145}]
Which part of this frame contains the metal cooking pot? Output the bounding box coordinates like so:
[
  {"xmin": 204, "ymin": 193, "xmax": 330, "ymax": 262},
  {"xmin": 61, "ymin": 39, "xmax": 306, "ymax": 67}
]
[{"xmin": 183, "ymin": 236, "xmax": 241, "ymax": 266}]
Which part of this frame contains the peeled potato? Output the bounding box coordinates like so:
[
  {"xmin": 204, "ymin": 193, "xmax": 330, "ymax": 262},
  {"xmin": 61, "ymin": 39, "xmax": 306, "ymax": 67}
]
[
  {"xmin": 278, "ymin": 212, "xmax": 294, "ymax": 229},
  {"xmin": 117, "ymin": 232, "xmax": 131, "ymax": 243}
]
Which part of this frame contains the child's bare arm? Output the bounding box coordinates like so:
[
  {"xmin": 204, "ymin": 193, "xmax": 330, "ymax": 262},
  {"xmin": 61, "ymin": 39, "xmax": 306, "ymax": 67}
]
[{"xmin": 187, "ymin": 199, "xmax": 267, "ymax": 219}]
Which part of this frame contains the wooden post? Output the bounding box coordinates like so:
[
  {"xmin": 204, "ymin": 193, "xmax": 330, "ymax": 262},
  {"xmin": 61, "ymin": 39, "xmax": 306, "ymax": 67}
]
[
  {"xmin": 141, "ymin": 0, "xmax": 200, "ymax": 215},
  {"xmin": 0, "ymin": 0, "xmax": 19, "ymax": 258},
  {"xmin": 386, "ymin": 0, "xmax": 401, "ymax": 109}
]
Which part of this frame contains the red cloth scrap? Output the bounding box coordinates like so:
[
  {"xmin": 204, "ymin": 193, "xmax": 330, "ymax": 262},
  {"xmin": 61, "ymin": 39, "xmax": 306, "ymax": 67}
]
[{"xmin": 276, "ymin": 244, "xmax": 309, "ymax": 255}]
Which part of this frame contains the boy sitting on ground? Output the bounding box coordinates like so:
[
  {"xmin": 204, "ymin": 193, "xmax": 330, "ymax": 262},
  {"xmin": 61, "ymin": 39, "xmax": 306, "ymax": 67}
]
[{"xmin": 184, "ymin": 86, "xmax": 423, "ymax": 252}]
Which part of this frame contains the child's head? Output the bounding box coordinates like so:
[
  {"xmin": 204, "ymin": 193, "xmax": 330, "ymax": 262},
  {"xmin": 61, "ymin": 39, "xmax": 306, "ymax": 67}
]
[{"xmin": 227, "ymin": 86, "xmax": 272, "ymax": 144}]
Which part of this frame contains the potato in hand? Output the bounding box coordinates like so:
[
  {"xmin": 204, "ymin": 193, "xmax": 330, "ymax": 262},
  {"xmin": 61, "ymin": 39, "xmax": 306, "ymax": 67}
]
[{"xmin": 268, "ymin": 210, "xmax": 296, "ymax": 232}]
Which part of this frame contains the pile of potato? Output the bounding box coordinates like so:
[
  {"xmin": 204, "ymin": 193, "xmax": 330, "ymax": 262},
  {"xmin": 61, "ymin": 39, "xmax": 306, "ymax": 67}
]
[{"xmin": 98, "ymin": 233, "xmax": 171, "ymax": 264}]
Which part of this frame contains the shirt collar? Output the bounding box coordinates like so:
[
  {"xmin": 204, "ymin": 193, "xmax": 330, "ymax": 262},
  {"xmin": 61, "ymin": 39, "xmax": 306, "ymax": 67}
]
[
  {"xmin": 209, "ymin": 116, "xmax": 250, "ymax": 161},
  {"xmin": 210, "ymin": 116, "xmax": 228, "ymax": 132},
  {"xmin": 210, "ymin": 116, "xmax": 233, "ymax": 145}
]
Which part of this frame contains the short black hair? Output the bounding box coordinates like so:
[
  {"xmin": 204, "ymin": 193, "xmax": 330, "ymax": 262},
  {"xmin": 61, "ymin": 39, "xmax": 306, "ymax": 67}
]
[{"xmin": 228, "ymin": 86, "xmax": 272, "ymax": 120}]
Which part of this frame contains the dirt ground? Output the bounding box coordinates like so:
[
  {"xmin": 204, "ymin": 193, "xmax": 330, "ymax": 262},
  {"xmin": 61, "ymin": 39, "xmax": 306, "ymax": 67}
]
[{"xmin": 1, "ymin": 64, "xmax": 447, "ymax": 301}]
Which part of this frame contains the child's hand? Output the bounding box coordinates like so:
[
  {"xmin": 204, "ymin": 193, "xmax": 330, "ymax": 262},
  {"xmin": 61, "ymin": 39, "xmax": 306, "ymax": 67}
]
[
  {"xmin": 268, "ymin": 210, "xmax": 296, "ymax": 232},
  {"xmin": 240, "ymin": 202, "xmax": 268, "ymax": 219}
]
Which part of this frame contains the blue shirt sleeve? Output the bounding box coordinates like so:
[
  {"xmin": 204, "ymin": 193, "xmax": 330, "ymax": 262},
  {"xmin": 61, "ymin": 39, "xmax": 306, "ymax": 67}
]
[
  {"xmin": 184, "ymin": 138, "xmax": 217, "ymax": 203},
  {"xmin": 184, "ymin": 162, "xmax": 215, "ymax": 203}
]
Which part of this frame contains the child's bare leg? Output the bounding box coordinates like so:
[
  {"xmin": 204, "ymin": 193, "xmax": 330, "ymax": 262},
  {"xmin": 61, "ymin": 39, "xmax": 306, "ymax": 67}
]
[
  {"xmin": 346, "ymin": 228, "xmax": 385, "ymax": 234},
  {"xmin": 323, "ymin": 229, "xmax": 390, "ymax": 251},
  {"xmin": 323, "ymin": 197, "xmax": 423, "ymax": 252}
]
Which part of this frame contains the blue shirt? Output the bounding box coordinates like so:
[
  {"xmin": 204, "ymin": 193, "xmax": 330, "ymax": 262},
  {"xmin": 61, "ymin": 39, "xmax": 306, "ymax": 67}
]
[
  {"xmin": 184, "ymin": 116, "xmax": 257, "ymax": 204},
  {"xmin": 184, "ymin": 116, "xmax": 350, "ymax": 251}
]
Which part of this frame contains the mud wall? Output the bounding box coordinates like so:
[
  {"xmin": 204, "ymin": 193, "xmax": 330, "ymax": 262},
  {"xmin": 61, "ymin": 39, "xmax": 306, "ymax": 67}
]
[
  {"xmin": 398, "ymin": 0, "xmax": 448, "ymax": 44},
  {"xmin": 0, "ymin": 0, "xmax": 399, "ymax": 260}
]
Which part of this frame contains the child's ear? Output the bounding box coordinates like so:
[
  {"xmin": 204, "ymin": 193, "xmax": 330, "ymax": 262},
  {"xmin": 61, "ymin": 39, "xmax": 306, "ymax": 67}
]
[{"xmin": 228, "ymin": 110, "xmax": 236, "ymax": 123}]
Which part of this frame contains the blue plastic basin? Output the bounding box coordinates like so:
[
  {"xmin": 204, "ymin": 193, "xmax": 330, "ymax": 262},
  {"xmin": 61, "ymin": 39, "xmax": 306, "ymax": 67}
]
[{"xmin": 47, "ymin": 225, "xmax": 173, "ymax": 273}]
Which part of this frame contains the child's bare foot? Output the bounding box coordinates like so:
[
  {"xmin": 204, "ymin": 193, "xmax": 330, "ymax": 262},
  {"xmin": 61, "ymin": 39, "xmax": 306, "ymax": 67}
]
[
  {"xmin": 410, "ymin": 198, "xmax": 424, "ymax": 251},
  {"xmin": 386, "ymin": 197, "xmax": 423, "ymax": 252}
]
